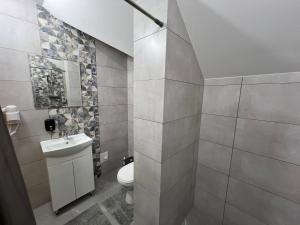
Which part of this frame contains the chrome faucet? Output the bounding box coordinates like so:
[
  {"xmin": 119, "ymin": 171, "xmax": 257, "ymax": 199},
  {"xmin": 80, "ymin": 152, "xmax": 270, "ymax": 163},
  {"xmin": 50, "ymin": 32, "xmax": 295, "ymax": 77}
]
[{"xmin": 64, "ymin": 129, "xmax": 70, "ymax": 140}]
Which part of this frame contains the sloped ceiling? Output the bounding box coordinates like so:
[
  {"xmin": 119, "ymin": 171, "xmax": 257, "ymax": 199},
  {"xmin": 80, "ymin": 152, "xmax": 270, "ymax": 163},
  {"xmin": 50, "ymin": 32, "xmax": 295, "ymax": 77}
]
[{"xmin": 177, "ymin": 0, "xmax": 300, "ymax": 78}]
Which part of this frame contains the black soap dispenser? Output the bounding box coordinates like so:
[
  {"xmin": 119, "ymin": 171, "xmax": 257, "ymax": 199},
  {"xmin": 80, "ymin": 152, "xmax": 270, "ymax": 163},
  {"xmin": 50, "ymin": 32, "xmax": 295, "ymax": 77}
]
[{"xmin": 44, "ymin": 118, "xmax": 55, "ymax": 132}]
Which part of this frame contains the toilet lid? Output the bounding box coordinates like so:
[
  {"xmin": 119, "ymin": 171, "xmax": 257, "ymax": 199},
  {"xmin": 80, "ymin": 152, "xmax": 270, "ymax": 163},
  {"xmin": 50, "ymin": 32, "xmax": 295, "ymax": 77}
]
[{"xmin": 117, "ymin": 162, "xmax": 134, "ymax": 184}]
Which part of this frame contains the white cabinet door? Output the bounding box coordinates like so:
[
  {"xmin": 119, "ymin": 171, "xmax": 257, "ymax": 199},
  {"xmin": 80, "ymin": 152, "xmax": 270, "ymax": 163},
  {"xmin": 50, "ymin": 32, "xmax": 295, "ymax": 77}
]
[
  {"xmin": 48, "ymin": 161, "xmax": 76, "ymax": 211},
  {"xmin": 73, "ymin": 152, "xmax": 95, "ymax": 198}
]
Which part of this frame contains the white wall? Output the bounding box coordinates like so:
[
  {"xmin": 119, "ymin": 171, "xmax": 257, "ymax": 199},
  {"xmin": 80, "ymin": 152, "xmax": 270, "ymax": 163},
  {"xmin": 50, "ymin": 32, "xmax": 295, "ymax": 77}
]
[
  {"xmin": 177, "ymin": 0, "xmax": 300, "ymax": 78},
  {"xmin": 43, "ymin": 0, "xmax": 133, "ymax": 56}
]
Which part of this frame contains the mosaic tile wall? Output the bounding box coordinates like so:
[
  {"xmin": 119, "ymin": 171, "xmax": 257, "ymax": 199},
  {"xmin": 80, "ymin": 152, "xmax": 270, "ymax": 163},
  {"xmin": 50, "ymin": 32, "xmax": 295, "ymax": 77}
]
[{"xmin": 36, "ymin": 5, "xmax": 101, "ymax": 175}]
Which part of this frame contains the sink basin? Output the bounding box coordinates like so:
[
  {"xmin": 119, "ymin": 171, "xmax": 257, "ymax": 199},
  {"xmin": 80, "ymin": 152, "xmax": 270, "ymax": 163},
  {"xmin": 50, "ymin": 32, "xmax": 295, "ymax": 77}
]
[{"xmin": 40, "ymin": 133, "xmax": 93, "ymax": 157}]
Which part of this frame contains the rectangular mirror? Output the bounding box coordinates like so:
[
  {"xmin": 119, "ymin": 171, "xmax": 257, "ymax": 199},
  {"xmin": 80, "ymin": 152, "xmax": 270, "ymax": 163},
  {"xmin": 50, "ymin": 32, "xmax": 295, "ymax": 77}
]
[{"xmin": 29, "ymin": 55, "xmax": 82, "ymax": 109}]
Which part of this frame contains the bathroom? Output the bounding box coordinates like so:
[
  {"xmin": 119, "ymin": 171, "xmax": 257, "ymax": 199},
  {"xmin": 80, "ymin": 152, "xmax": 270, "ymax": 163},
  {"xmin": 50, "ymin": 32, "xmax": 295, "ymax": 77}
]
[{"xmin": 1, "ymin": 0, "xmax": 300, "ymax": 225}]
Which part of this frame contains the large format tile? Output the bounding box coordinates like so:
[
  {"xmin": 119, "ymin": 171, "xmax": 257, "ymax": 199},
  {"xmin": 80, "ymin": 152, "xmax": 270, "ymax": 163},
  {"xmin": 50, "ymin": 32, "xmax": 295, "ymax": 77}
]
[
  {"xmin": 28, "ymin": 180, "xmax": 50, "ymax": 209},
  {"xmin": 12, "ymin": 135, "xmax": 47, "ymax": 165},
  {"xmin": 194, "ymin": 189, "xmax": 224, "ymax": 225},
  {"xmin": 202, "ymin": 84, "xmax": 241, "ymax": 117},
  {"xmin": 235, "ymin": 118, "xmax": 300, "ymax": 165},
  {"xmin": 15, "ymin": 109, "xmax": 49, "ymax": 139},
  {"xmin": 134, "ymin": 29, "xmax": 167, "ymax": 80},
  {"xmin": 161, "ymin": 143, "xmax": 195, "ymax": 194},
  {"xmin": 134, "ymin": 184, "xmax": 160, "ymax": 225},
  {"xmin": 200, "ymin": 114, "xmax": 236, "ymax": 147},
  {"xmin": 167, "ymin": 0, "xmax": 191, "ymax": 43},
  {"xmin": 197, "ymin": 140, "xmax": 232, "ymax": 175},
  {"xmin": 0, "ymin": 0, "xmax": 38, "ymax": 24},
  {"xmin": 134, "ymin": 0, "xmax": 167, "ymax": 41},
  {"xmin": 165, "ymin": 31, "xmax": 202, "ymax": 84},
  {"xmin": 164, "ymin": 80, "xmax": 202, "ymax": 122},
  {"xmin": 0, "ymin": 81, "xmax": 34, "ymax": 110},
  {"xmin": 134, "ymin": 79, "xmax": 165, "ymax": 122},
  {"xmin": 239, "ymin": 83, "xmax": 300, "ymax": 124},
  {"xmin": 98, "ymin": 87, "xmax": 127, "ymax": 106},
  {"xmin": 227, "ymin": 178, "xmax": 300, "ymax": 225},
  {"xmin": 134, "ymin": 151, "xmax": 162, "ymax": 197},
  {"xmin": 95, "ymin": 40, "xmax": 127, "ymax": 70},
  {"xmin": 0, "ymin": 48, "xmax": 31, "ymax": 81},
  {"xmin": 99, "ymin": 105, "xmax": 127, "ymax": 124},
  {"xmin": 0, "ymin": 14, "xmax": 40, "ymax": 53},
  {"xmin": 134, "ymin": 118, "xmax": 163, "ymax": 162},
  {"xmin": 231, "ymin": 149, "xmax": 300, "ymax": 204},
  {"xmin": 99, "ymin": 121, "xmax": 128, "ymax": 143},
  {"xmin": 185, "ymin": 208, "xmax": 221, "ymax": 225},
  {"xmin": 21, "ymin": 159, "xmax": 48, "ymax": 189},
  {"xmin": 195, "ymin": 164, "xmax": 228, "ymax": 200},
  {"xmin": 97, "ymin": 66, "xmax": 127, "ymax": 87},
  {"xmin": 162, "ymin": 115, "xmax": 200, "ymax": 160},
  {"xmin": 223, "ymin": 204, "xmax": 266, "ymax": 225}
]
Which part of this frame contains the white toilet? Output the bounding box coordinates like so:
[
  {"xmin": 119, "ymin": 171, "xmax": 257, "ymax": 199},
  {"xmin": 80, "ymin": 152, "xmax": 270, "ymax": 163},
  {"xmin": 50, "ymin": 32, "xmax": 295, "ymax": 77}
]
[{"xmin": 117, "ymin": 162, "xmax": 134, "ymax": 204}]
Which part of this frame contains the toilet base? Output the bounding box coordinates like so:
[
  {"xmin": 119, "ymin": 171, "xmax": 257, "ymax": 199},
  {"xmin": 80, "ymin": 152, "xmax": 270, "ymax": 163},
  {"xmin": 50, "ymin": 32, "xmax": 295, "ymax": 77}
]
[{"xmin": 125, "ymin": 190, "xmax": 133, "ymax": 204}]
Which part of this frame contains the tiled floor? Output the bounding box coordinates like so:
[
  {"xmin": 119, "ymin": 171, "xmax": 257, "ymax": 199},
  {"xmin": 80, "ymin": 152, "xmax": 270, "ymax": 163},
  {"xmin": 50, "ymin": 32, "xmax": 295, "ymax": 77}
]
[{"xmin": 34, "ymin": 169, "xmax": 133, "ymax": 225}]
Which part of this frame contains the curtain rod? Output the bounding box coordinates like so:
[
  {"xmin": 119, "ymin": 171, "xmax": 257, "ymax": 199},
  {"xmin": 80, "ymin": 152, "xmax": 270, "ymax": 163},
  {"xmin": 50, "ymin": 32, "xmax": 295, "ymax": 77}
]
[{"xmin": 123, "ymin": 0, "xmax": 164, "ymax": 27}]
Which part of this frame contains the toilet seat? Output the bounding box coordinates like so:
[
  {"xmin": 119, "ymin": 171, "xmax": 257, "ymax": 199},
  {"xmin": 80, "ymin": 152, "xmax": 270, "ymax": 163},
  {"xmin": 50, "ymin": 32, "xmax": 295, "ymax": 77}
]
[{"xmin": 117, "ymin": 162, "xmax": 134, "ymax": 186}]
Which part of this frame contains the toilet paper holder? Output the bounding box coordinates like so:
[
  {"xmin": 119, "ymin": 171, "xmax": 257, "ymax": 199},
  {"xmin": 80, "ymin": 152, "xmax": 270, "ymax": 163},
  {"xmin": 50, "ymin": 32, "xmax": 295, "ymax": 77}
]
[{"xmin": 2, "ymin": 105, "xmax": 21, "ymax": 136}]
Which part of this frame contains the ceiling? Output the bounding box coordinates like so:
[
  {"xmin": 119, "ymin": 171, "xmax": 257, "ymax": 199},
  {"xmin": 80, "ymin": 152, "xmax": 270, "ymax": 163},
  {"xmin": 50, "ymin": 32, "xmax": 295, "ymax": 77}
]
[{"xmin": 177, "ymin": 0, "xmax": 300, "ymax": 78}]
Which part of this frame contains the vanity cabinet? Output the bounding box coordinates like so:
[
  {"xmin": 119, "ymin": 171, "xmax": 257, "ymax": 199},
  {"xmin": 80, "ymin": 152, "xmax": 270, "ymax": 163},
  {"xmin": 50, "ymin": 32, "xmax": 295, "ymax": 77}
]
[{"xmin": 46, "ymin": 146, "xmax": 95, "ymax": 212}]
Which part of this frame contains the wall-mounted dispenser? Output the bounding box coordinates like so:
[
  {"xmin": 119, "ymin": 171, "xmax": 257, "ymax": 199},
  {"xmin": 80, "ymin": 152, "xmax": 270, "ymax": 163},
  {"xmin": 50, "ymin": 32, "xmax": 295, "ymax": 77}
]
[{"xmin": 2, "ymin": 105, "xmax": 21, "ymax": 136}]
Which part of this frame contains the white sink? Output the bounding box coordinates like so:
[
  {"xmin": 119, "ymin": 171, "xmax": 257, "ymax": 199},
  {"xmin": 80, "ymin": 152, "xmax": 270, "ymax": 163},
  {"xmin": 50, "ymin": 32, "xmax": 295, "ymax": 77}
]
[{"xmin": 40, "ymin": 133, "xmax": 93, "ymax": 157}]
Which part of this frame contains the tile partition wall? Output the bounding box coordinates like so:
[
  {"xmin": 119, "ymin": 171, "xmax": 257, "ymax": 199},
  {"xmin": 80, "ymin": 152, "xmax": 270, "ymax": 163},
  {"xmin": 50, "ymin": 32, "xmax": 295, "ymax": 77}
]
[
  {"xmin": 195, "ymin": 73, "xmax": 300, "ymax": 225},
  {"xmin": 133, "ymin": 0, "xmax": 203, "ymax": 224},
  {"xmin": 0, "ymin": 0, "xmax": 129, "ymax": 208},
  {"xmin": 127, "ymin": 57, "xmax": 134, "ymax": 156}
]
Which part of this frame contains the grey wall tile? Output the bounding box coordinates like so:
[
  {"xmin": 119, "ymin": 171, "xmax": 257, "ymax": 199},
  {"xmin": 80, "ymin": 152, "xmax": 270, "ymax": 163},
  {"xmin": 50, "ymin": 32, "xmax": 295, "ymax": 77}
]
[
  {"xmin": 134, "ymin": 118, "xmax": 163, "ymax": 162},
  {"xmin": 197, "ymin": 140, "xmax": 232, "ymax": 175},
  {"xmin": 100, "ymin": 121, "xmax": 128, "ymax": 143},
  {"xmin": 204, "ymin": 77, "xmax": 242, "ymax": 86},
  {"xmin": 12, "ymin": 135, "xmax": 47, "ymax": 165},
  {"xmin": 162, "ymin": 115, "xmax": 200, "ymax": 160},
  {"xmin": 194, "ymin": 189, "xmax": 224, "ymax": 225},
  {"xmin": 186, "ymin": 208, "xmax": 221, "ymax": 225},
  {"xmin": 21, "ymin": 159, "xmax": 48, "ymax": 189},
  {"xmin": 231, "ymin": 149, "xmax": 300, "ymax": 204},
  {"xmin": 99, "ymin": 105, "xmax": 127, "ymax": 124},
  {"xmin": 0, "ymin": 81, "xmax": 34, "ymax": 110},
  {"xmin": 0, "ymin": 14, "xmax": 40, "ymax": 53},
  {"xmin": 160, "ymin": 172, "xmax": 194, "ymax": 225},
  {"xmin": 202, "ymin": 84, "xmax": 241, "ymax": 117},
  {"xmin": 15, "ymin": 109, "xmax": 49, "ymax": 139},
  {"xmin": 235, "ymin": 118, "xmax": 300, "ymax": 165},
  {"xmin": 95, "ymin": 40, "xmax": 127, "ymax": 70},
  {"xmin": 0, "ymin": 48, "xmax": 31, "ymax": 81},
  {"xmin": 134, "ymin": 29, "xmax": 166, "ymax": 80},
  {"xmin": 28, "ymin": 180, "xmax": 50, "ymax": 209},
  {"xmin": 200, "ymin": 114, "xmax": 236, "ymax": 147},
  {"xmin": 243, "ymin": 72, "xmax": 300, "ymax": 84},
  {"xmin": 167, "ymin": 0, "xmax": 191, "ymax": 43},
  {"xmin": 100, "ymin": 135, "xmax": 128, "ymax": 155},
  {"xmin": 165, "ymin": 31, "xmax": 202, "ymax": 84},
  {"xmin": 223, "ymin": 204, "xmax": 266, "ymax": 225},
  {"xmin": 134, "ymin": 0, "xmax": 167, "ymax": 41},
  {"xmin": 97, "ymin": 66, "xmax": 127, "ymax": 87},
  {"xmin": 239, "ymin": 83, "xmax": 300, "ymax": 124},
  {"xmin": 134, "ymin": 79, "xmax": 165, "ymax": 122},
  {"xmin": 135, "ymin": 151, "xmax": 162, "ymax": 196},
  {"xmin": 195, "ymin": 164, "xmax": 228, "ymax": 200},
  {"xmin": 134, "ymin": 184, "xmax": 160, "ymax": 225},
  {"xmin": 0, "ymin": 0, "xmax": 38, "ymax": 24},
  {"xmin": 128, "ymin": 87, "xmax": 133, "ymax": 106},
  {"xmin": 161, "ymin": 143, "xmax": 195, "ymax": 193},
  {"xmin": 98, "ymin": 87, "xmax": 127, "ymax": 105},
  {"xmin": 227, "ymin": 178, "xmax": 300, "ymax": 225},
  {"xmin": 164, "ymin": 80, "xmax": 202, "ymax": 122}
]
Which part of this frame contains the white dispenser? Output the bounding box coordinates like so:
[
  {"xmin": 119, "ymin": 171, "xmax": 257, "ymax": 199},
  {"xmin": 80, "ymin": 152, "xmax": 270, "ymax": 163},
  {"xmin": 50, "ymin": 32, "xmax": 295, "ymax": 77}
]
[{"xmin": 2, "ymin": 105, "xmax": 21, "ymax": 136}]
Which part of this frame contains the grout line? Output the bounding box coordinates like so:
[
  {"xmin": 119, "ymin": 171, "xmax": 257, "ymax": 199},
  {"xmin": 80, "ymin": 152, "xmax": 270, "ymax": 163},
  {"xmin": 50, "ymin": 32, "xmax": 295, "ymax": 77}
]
[
  {"xmin": 197, "ymin": 162, "xmax": 229, "ymax": 177},
  {"xmin": 199, "ymin": 138, "xmax": 233, "ymax": 149},
  {"xmin": 221, "ymin": 77, "xmax": 243, "ymax": 225},
  {"xmin": 134, "ymin": 113, "xmax": 201, "ymax": 125},
  {"xmin": 134, "ymin": 27, "xmax": 167, "ymax": 43},
  {"xmin": 0, "ymin": 11, "xmax": 38, "ymax": 26},
  {"xmin": 166, "ymin": 27, "xmax": 192, "ymax": 46},
  {"xmin": 226, "ymin": 176, "xmax": 300, "ymax": 207},
  {"xmin": 0, "ymin": 46, "xmax": 40, "ymax": 56},
  {"xmin": 134, "ymin": 77, "xmax": 203, "ymax": 86},
  {"xmin": 201, "ymin": 112, "xmax": 237, "ymax": 119}
]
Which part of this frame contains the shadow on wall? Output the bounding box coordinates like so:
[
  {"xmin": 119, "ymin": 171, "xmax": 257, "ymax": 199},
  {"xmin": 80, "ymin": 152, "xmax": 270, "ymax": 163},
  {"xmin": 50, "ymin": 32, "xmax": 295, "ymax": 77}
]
[{"xmin": 177, "ymin": 0, "xmax": 300, "ymax": 77}]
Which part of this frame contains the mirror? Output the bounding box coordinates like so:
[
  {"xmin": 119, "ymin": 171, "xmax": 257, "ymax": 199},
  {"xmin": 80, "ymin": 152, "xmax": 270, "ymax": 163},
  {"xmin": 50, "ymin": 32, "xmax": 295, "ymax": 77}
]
[{"xmin": 29, "ymin": 55, "xmax": 82, "ymax": 109}]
